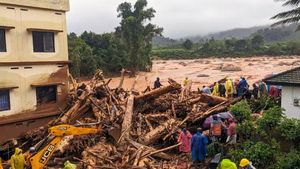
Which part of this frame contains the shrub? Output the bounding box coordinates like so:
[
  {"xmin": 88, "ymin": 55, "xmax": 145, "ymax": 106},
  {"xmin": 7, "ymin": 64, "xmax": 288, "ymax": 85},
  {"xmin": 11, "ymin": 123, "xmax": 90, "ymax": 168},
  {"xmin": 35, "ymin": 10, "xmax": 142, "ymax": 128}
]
[
  {"xmin": 236, "ymin": 120, "xmax": 257, "ymax": 141},
  {"xmin": 257, "ymin": 106, "xmax": 283, "ymax": 138},
  {"xmin": 279, "ymin": 118, "xmax": 300, "ymax": 148},
  {"xmin": 230, "ymin": 140, "xmax": 279, "ymax": 169},
  {"xmin": 249, "ymin": 95, "xmax": 277, "ymax": 113},
  {"xmin": 230, "ymin": 100, "xmax": 252, "ymax": 123},
  {"xmin": 272, "ymin": 150, "xmax": 300, "ymax": 169},
  {"xmin": 207, "ymin": 142, "xmax": 226, "ymax": 157}
]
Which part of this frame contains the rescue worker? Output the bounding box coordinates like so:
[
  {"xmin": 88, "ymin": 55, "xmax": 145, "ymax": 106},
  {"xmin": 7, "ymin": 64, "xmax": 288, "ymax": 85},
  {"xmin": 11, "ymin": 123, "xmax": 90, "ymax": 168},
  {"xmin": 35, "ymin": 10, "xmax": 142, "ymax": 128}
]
[
  {"xmin": 212, "ymin": 82, "xmax": 220, "ymax": 96},
  {"xmin": 219, "ymin": 83, "xmax": 226, "ymax": 97},
  {"xmin": 210, "ymin": 115, "xmax": 222, "ymax": 142},
  {"xmin": 258, "ymin": 81, "xmax": 267, "ymax": 97},
  {"xmin": 0, "ymin": 157, "xmax": 3, "ymax": 169},
  {"xmin": 178, "ymin": 128, "xmax": 192, "ymax": 154},
  {"xmin": 252, "ymin": 83, "xmax": 259, "ymax": 99},
  {"xmin": 64, "ymin": 160, "xmax": 77, "ymax": 169},
  {"xmin": 25, "ymin": 147, "xmax": 36, "ymax": 165},
  {"xmin": 191, "ymin": 128, "xmax": 208, "ymax": 165},
  {"xmin": 239, "ymin": 158, "xmax": 256, "ymax": 169},
  {"xmin": 181, "ymin": 77, "xmax": 189, "ymax": 99},
  {"xmin": 177, "ymin": 128, "xmax": 192, "ymax": 168},
  {"xmin": 225, "ymin": 78, "xmax": 234, "ymax": 98},
  {"xmin": 202, "ymin": 85, "xmax": 211, "ymax": 94},
  {"xmin": 154, "ymin": 77, "xmax": 162, "ymax": 89},
  {"xmin": 237, "ymin": 77, "xmax": 249, "ymax": 97},
  {"xmin": 226, "ymin": 119, "xmax": 237, "ymax": 145},
  {"xmin": 10, "ymin": 148, "xmax": 25, "ymax": 169},
  {"xmin": 218, "ymin": 154, "xmax": 237, "ymax": 169}
]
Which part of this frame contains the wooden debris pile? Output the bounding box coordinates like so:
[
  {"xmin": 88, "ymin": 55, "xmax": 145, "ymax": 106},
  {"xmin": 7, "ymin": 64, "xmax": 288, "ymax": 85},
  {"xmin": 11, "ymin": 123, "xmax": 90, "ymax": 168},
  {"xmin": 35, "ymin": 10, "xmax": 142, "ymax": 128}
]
[{"xmin": 1, "ymin": 70, "xmax": 240, "ymax": 169}]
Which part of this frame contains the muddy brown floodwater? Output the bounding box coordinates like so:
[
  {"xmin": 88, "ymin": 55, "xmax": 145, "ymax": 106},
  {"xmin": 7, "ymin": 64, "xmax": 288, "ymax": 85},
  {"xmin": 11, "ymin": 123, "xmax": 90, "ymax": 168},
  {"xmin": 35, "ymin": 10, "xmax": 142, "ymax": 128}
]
[{"xmin": 101, "ymin": 56, "xmax": 300, "ymax": 91}]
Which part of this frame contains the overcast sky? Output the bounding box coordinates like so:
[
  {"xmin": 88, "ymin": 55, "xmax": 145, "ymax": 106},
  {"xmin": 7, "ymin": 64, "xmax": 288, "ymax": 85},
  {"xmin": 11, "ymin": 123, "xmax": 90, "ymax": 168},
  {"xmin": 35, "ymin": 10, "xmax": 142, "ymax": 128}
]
[{"xmin": 67, "ymin": 0, "xmax": 288, "ymax": 39}]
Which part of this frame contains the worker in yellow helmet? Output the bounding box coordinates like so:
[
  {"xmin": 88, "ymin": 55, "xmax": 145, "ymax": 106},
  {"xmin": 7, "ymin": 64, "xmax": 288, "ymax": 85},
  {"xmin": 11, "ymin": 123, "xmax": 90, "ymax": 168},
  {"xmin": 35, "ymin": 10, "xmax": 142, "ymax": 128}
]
[
  {"xmin": 239, "ymin": 158, "xmax": 256, "ymax": 169},
  {"xmin": 225, "ymin": 78, "xmax": 233, "ymax": 98},
  {"xmin": 10, "ymin": 148, "xmax": 25, "ymax": 169}
]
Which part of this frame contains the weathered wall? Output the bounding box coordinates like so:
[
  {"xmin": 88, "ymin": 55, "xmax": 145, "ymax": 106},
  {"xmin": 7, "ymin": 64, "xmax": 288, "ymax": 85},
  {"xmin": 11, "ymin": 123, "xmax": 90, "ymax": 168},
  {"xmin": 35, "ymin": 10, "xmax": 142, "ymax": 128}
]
[
  {"xmin": 0, "ymin": 115, "xmax": 58, "ymax": 142},
  {"xmin": 0, "ymin": 0, "xmax": 69, "ymax": 11},
  {"xmin": 281, "ymin": 86, "xmax": 300, "ymax": 119},
  {"xmin": 0, "ymin": 65, "xmax": 69, "ymax": 117},
  {"xmin": 0, "ymin": 4, "xmax": 68, "ymax": 62}
]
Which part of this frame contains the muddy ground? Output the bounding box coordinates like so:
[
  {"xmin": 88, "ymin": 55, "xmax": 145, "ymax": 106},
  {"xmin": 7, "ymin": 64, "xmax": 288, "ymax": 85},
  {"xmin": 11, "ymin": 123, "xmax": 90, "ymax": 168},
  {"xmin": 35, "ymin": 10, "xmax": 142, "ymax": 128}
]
[{"xmin": 103, "ymin": 56, "xmax": 300, "ymax": 91}]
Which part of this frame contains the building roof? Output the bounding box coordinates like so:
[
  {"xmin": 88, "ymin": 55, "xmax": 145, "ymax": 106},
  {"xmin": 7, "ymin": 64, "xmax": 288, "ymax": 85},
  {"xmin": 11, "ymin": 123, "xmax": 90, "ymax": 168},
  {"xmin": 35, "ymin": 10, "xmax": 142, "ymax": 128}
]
[{"xmin": 264, "ymin": 66, "xmax": 300, "ymax": 86}]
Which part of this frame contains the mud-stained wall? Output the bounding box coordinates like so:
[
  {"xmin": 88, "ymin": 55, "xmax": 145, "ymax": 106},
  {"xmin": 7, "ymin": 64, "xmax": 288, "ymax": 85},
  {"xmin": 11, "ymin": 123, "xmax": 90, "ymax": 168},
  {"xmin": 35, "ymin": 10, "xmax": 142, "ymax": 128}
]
[
  {"xmin": 0, "ymin": 65, "xmax": 69, "ymax": 117},
  {"xmin": 0, "ymin": 0, "xmax": 69, "ymax": 11},
  {"xmin": 0, "ymin": 4, "xmax": 68, "ymax": 62},
  {"xmin": 0, "ymin": 115, "xmax": 57, "ymax": 142}
]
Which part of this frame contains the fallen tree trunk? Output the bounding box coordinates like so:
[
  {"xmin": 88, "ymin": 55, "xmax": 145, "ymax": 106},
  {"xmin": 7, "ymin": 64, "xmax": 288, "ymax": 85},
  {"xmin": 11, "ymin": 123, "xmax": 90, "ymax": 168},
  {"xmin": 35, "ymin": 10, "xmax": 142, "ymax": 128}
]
[
  {"xmin": 188, "ymin": 93, "xmax": 228, "ymax": 105},
  {"xmin": 60, "ymin": 90, "xmax": 90, "ymax": 123},
  {"xmin": 120, "ymin": 95, "xmax": 135, "ymax": 142},
  {"xmin": 134, "ymin": 79, "xmax": 181, "ymax": 103},
  {"xmin": 126, "ymin": 139, "xmax": 171, "ymax": 160},
  {"xmin": 140, "ymin": 143, "xmax": 181, "ymax": 160},
  {"xmin": 192, "ymin": 98, "xmax": 242, "ymax": 123},
  {"xmin": 141, "ymin": 118, "xmax": 177, "ymax": 145}
]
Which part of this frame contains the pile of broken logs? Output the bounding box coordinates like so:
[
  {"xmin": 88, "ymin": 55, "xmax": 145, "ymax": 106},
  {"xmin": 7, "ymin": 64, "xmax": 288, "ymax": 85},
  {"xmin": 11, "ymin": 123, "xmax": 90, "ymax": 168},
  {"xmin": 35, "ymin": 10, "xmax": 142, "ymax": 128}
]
[{"xmin": 1, "ymin": 70, "xmax": 240, "ymax": 169}]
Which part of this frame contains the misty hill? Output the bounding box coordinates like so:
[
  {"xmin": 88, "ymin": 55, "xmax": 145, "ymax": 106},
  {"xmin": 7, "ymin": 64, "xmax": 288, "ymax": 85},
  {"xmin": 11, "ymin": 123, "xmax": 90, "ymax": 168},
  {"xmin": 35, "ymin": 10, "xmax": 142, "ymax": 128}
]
[
  {"xmin": 152, "ymin": 36, "xmax": 179, "ymax": 47},
  {"xmin": 257, "ymin": 24, "xmax": 300, "ymax": 42},
  {"xmin": 189, "ymin": 25, "xmax": 266, "ymax": 42},
  {"xmin": 153, "ymin": 24, "xmax": 300, "ymax": 47}
]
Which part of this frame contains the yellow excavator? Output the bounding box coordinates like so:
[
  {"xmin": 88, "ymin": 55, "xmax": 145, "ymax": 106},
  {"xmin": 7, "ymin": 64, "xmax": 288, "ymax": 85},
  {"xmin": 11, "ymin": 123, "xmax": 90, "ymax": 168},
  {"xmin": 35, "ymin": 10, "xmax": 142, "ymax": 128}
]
[{"xmin": 27, "ymin": 124, "xmax": 99, "ymax": 169}]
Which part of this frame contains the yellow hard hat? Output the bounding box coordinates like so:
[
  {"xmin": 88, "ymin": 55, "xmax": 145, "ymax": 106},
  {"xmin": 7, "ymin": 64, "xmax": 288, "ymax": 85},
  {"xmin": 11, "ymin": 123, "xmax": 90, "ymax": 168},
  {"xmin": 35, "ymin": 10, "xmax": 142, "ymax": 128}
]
[{"xmin": 240, "ymin": 158, "xmax": 250, "ymax": 167}]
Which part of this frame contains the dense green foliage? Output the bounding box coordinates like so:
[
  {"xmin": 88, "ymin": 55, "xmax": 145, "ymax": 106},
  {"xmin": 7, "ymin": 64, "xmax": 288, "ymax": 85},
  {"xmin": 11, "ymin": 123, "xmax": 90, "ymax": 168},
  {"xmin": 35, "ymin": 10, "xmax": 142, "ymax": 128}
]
[
  {"xmin": 229, "ymin": 100, "xmax": 252, "ymax": 123},
  {"xmin": 230, "ymin": 141, "xmax": 280, "ymax": 168},
  {"xmin": 68, "ymin": 0, "xmax": 161, "ymax": 77},
  {"xmin": 116, "ymin": 0, "xmax": 162, "ymax": 74},
  {"xmin": 223, "ymin": 97, "xmax": 300, "ymax": 169},
  {"xmin": 182, "ymin": 39, "xmax": 193, "ymax": 50},
  {"xmin": 152, "ymin": 35, "xmax": 300, "ymax": 59},
  {"xmin": 68, "ymin": 33, "xmax": 96, "ymax": 77},
  {"xmin": 273, "ymin": 150, "xmax": 300, "ymax": 169},
  {"xmin": 257, "ymin": 106, "xmax": 284, "ymax": 138},
  {"xmin": 279, "ymin": 118, "xmax": 300, "ymax": 148}
]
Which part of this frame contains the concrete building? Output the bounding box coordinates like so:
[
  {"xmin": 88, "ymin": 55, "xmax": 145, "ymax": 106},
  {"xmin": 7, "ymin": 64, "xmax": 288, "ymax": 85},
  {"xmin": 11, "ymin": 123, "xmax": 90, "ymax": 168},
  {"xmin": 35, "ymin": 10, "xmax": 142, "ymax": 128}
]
[
  {"xmin": 0, "ymin": 0, "xmax": 70, "ymax": 142},
  {"xmin": 264, "ymin": 67, "xmax": 300, "ymax": 119}
]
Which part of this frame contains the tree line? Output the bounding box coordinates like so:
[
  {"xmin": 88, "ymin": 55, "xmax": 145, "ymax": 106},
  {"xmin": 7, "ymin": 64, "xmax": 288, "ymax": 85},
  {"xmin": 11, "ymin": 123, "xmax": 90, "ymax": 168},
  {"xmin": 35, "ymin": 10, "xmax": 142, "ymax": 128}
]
[
  {"xmin": 152, "ymin": 34, "xmax": 300, "ymax": 59},
  {"xmin": 68, "ymin": 0, "xmax": 162, "ymax": 77}
]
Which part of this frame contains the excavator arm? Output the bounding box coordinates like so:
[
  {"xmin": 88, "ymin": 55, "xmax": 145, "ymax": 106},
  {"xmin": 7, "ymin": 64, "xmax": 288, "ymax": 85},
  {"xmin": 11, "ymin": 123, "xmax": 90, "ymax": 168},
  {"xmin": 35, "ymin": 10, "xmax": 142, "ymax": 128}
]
[{"xmin": 28, "ymin": 124, "xmax": 99, "ymax": 169}]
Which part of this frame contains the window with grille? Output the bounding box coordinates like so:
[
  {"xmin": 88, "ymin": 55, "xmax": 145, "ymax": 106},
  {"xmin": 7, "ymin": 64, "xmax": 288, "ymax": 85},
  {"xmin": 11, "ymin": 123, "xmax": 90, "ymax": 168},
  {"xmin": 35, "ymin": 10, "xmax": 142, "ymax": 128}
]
[
  {"xmin": 0, "ymin": 29, "xmax": 6, "ymax": 52},
  {"xmin": 32, "ymin": 31, "xmax": 55, "ymax": 52},
  {"xmin": 0, "ymin": 90, "xmax": 10, "ymax": 111}
]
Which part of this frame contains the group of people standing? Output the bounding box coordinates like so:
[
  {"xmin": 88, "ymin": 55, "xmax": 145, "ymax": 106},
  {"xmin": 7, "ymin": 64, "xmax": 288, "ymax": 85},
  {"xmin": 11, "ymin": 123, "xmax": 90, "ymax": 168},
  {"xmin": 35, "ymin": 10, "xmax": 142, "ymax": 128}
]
[
  {"xmin": 177, "ymin": 128, "xmax": 208, "ymax": 167},
  {"xmin": 202, "ymin": 77, "xmax": 281, "ymax": 100},
  {"xmin": 209, "ymin": 77, "xmax": 250, "ymax": 98},
  {"xmin": 177, "ymin": 115, "xmax": 256, "ymax": 169}
]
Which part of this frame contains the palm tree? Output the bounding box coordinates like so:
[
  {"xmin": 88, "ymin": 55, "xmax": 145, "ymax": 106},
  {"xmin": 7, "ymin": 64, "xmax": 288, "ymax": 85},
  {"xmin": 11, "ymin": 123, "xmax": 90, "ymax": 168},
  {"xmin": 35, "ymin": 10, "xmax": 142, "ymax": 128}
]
[{"xmin": 272, "ymin": 0, "xmax": 300, "ymax": 30}]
